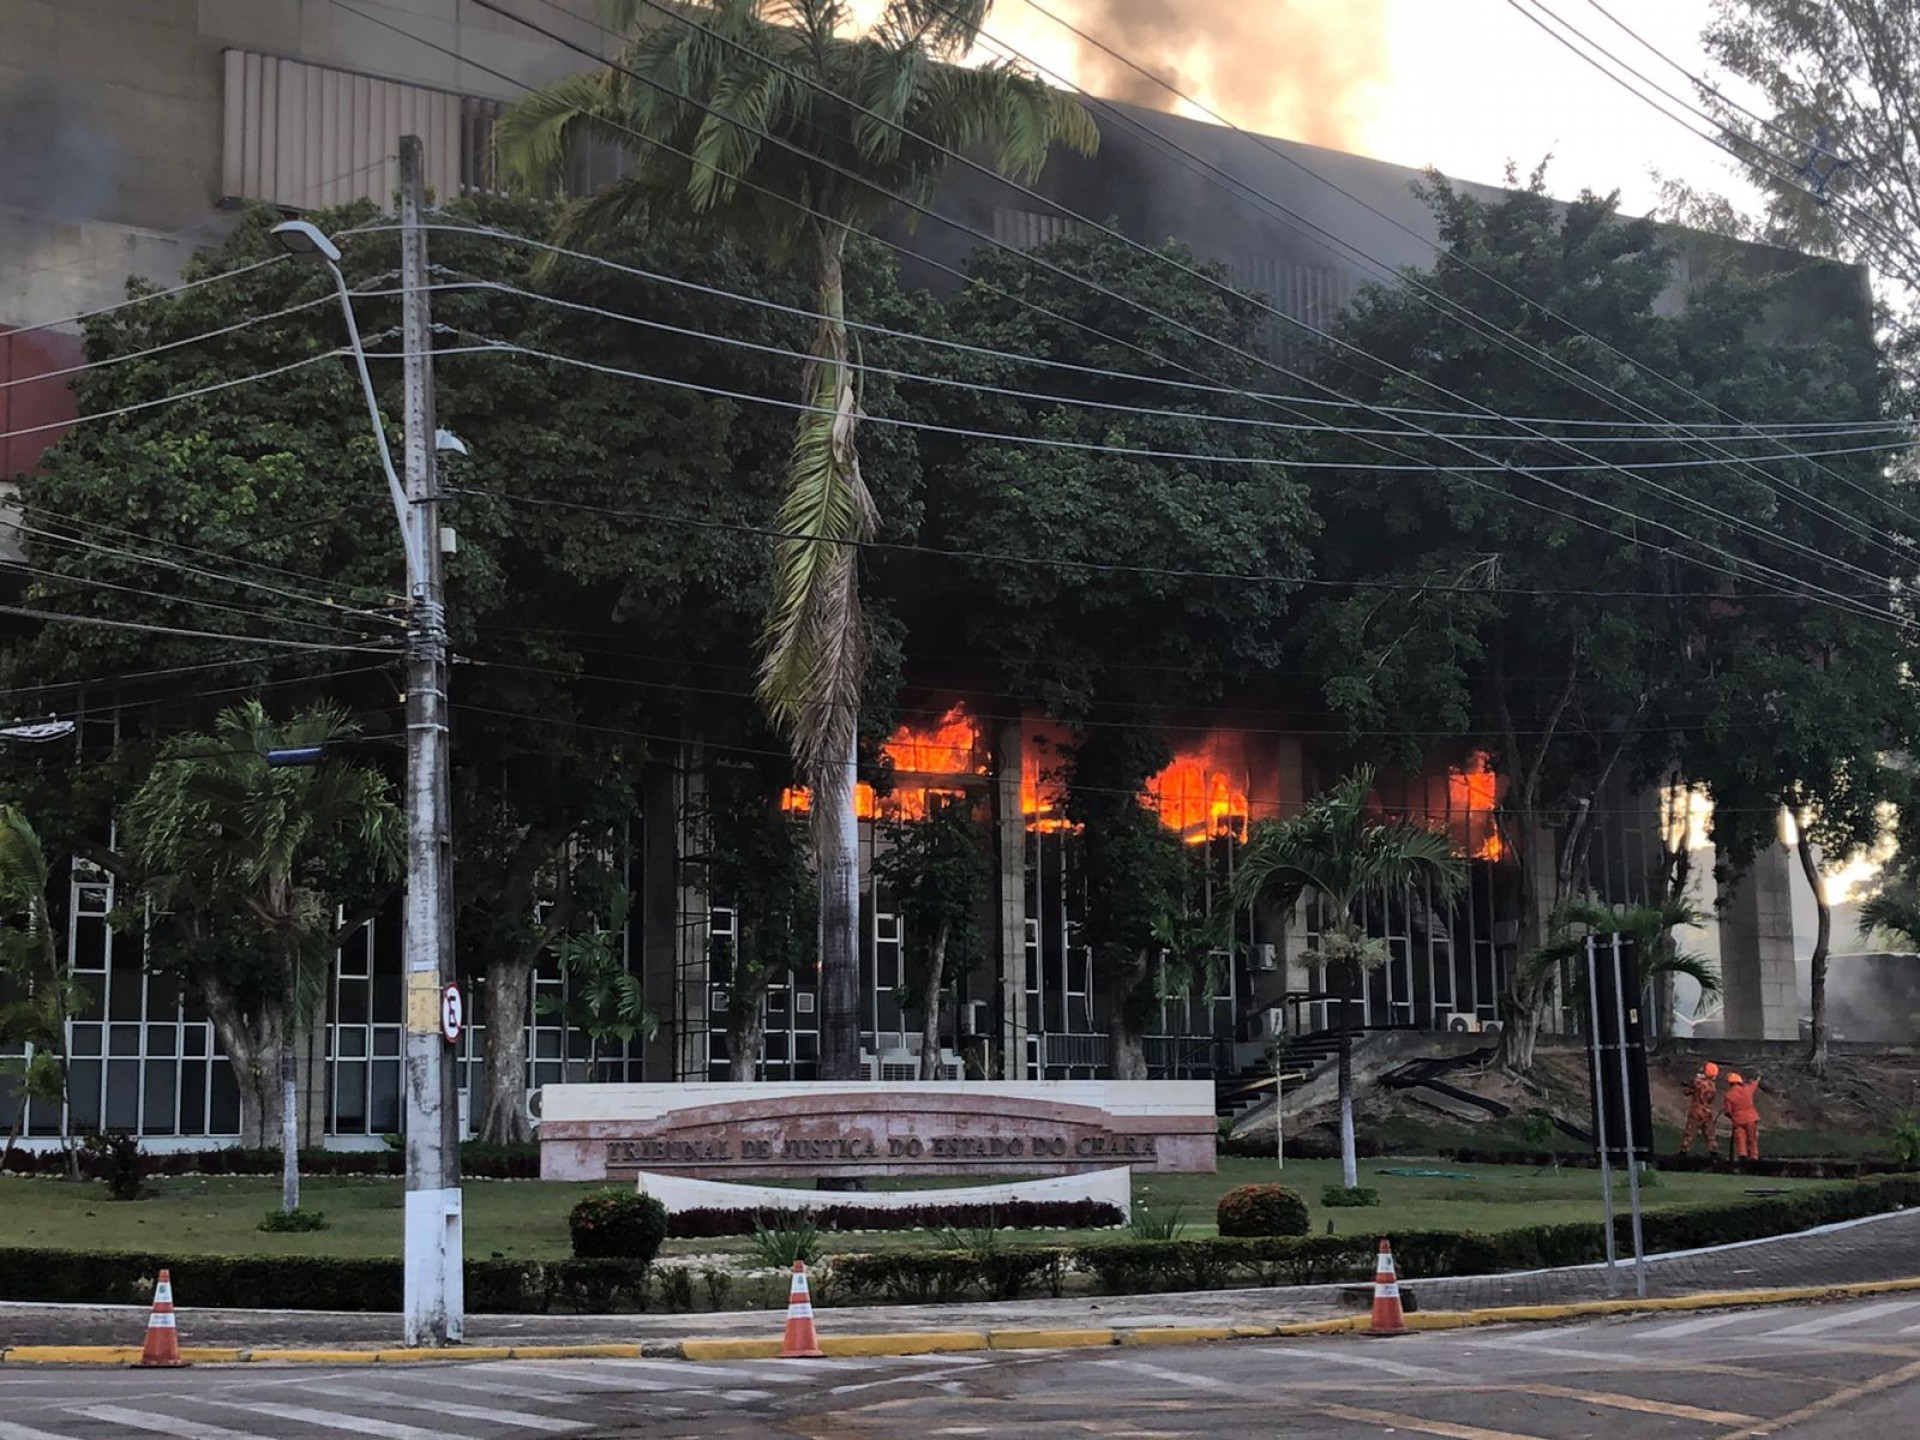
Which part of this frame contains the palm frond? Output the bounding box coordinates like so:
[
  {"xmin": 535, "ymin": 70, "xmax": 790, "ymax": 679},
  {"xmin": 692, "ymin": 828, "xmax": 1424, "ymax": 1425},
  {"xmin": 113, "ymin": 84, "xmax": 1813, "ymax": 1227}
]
[{"xmin": 1860, "ymin": 886, "xmax": 1920, "ymax": 949}]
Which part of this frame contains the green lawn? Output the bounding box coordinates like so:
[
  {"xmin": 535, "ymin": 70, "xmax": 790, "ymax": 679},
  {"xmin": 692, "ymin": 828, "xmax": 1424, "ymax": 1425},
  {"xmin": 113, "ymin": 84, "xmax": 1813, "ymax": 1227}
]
[{"xmin": 0, "ymin": 1158, "xmax": 1844, "ymax": 1262}]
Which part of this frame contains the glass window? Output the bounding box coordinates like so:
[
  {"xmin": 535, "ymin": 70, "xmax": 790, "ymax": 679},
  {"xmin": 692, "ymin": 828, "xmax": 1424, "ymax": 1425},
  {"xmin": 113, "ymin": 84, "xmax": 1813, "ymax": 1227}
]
[
  {"xmin": 70, "ymin": 1023, "xmax": 103, "ymax": 1057},
  {"xmin": 67, "ymin": 1059, "xmax": 102, "ymax": 1129},
  {"xmin": 209, "ymin": 1061, "xmax": 240, "ymax": 1135},
  {"xmin": 337, "ymin": 982, "xmax": 370, "ymax": 1026},
  {"xmin": 71, "ymin": 919, "xmax": 107, "ymax": 973},
  {"xmin": 108, "ymin": 967, "xmax": 143, "ymax": 1021},
  {"xmin": 369, "ymin": 1063, "xmax": 400, "ymax": 1134},
  {"xmin": 104, "ymin": 1061, "xmax": 138, "ymax": 1130},
  {"xmin": 372, "ymin": 1027, "xmax": 400, "ymax": 1058},
  {"xmin": 146, "ymin": 1026, "xmax": 176, "ymax": 1058},
  {"xmin": 142, "ymin": 1063, "xmax": 177, "ymax": 1134},
  {"xmin": 334, "ymin": 1062, "xmax": 368, "ymax": 1130},
  {"xmin": 179, "ymin": 1063, "xmax": 207, "ymax": 1136},
  {"xmin": 108, "ymin": 1024, "xmax": 141, "ymax": 1057}
]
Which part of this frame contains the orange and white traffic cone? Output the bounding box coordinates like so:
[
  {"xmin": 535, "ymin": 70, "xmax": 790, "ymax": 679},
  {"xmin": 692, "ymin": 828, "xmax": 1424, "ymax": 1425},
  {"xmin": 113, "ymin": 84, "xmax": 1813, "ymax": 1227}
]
[
  {"xmin": 778, "ymin": 1261, "xmax": 825, "ymax": 1359},
  {"xmin": 137, "ymin": 1268, "xmax": 185, "ymax": 1368},
  {"xmin": 1368, "ymin": 1239, "xmax": 1407, "ymax": 1338}
]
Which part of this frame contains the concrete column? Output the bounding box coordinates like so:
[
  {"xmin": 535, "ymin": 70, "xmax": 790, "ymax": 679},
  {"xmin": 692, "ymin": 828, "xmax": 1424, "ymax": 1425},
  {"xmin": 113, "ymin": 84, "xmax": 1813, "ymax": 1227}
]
[
  {"xmin": 1719, "ymin": 842, "xmax": 1800, "ymax": 1040},
  {"xmin": 992, "ymin": 718, "xmax": 1028, "ymax": 1079}
]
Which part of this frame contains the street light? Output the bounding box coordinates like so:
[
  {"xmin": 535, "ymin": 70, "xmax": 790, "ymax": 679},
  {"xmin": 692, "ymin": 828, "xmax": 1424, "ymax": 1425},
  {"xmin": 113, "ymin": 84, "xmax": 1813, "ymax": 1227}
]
[{"xmin": 271, "ymin": 181, "xmax": 462, "ymax": 1346}]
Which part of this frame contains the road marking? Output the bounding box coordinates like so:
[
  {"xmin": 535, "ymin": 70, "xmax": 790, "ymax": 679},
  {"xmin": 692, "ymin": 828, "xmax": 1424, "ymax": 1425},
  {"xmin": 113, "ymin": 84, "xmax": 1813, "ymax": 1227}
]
[
  {"xmin": 72, "ymin": 1407, "xmax": 273, "ymax": 1439},
  {"xmin": 1632, "ymin": 1312, "xmax": 1756, "ymax": 1341},
  {"xmin": 1503, "ymin": 1384, "xmax": 1757, "ymax": 1425},
  {"xmin": 0, "ymin": 1421, "xmax": 78, "ymax": 1440},
  {"xmin": 206, "ymin": 1399, "xmax": 478, "ymax": 1440},
  {"xmin": 1093, "ymin": 1359, "xmax": 1239, "ymax": 1393},
  {"xmin": 718, "ymin": 1389, "xmax": 775, "ymax": 1402},
  {"xmin": 1764, "ymin": 1301, "xmax": 1920, "ymax": 1336},
  {"xmin": 399, "ymin": 1373, "xmax": 576, "ymax": 1403},
  {"xmin": 301, "ymin": 1384, "xmax": 588, "ymax": 1433},
  {"xmin": 1712, "ymin": 1355, "xmax": 1920, "ymax": 1438},
  {"xmin": 829, "ymin": 1361, "xmax": 996, "ymax": 1396},
  {"xmin": 1313, "ymin": 1402, "xmax": 1547, "ymax": 1440},
  {"xmin": 1258, "ymin": 1346, "xmax": 1456, "ymax": 1380}
]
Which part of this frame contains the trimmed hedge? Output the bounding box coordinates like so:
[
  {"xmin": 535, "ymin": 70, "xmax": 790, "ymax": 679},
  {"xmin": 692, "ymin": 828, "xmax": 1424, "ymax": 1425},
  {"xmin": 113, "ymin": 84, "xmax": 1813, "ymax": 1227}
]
[
  {"xmin": 829, "ymin": 1175, "xmax": 1920, "ymax": 1305},
  {"xmin": 569, "ymin": 1189, "xmax": 669, "ymax": 1261},
  {"xmin": 0, "ymin": 1143, "xmax": 540, "ymax": 1180},
  {"xmin": 667, "ymin": 1199, "xmax": 1124, "ymax": 1238},
  {"xmin": 0, "ymin": 1248, "xmax": 656, "ymax": 1314}
]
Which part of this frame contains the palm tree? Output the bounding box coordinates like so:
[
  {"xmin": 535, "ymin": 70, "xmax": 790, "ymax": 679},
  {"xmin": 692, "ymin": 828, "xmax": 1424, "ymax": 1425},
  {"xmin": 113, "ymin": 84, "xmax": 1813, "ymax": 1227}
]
[
  {"xmin": 124, "ymin": 702, "xmax": 401, "ymax": 1213},
  {"xmin": 1231, "ymin": 769, "xmax": 1466, "ymax": 1189},
  {"xmin": 0, "ymin": 807, "xmax": 82, "ymax": 1178},
  {"xmin": 494, "ymin": 0, "xmax": 1097, "ymax": 1078},
  {"xmin": 1523, "ymin": 897, "xmax": 1723, "ymax": 1044}
]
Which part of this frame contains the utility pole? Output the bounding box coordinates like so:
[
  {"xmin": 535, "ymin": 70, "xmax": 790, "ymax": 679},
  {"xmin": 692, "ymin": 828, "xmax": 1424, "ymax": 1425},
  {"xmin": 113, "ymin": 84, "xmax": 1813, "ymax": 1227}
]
[{"xmin": 398, "ymin": 133, "xmax": 463, "ymax": 1346}]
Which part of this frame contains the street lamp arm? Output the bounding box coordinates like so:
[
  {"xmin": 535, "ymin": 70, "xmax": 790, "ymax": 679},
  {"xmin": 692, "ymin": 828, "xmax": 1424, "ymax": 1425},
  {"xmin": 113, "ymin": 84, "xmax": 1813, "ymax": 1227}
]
[{"xmin": 320, "ymin": 260, "xmax": 423, "ymax": 587}]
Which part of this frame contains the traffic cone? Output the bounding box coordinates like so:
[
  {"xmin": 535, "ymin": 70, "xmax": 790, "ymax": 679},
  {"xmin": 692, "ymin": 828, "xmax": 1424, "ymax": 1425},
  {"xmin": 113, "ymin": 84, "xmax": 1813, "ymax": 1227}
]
[
  {"xmin": 778, "ymin": 1261, "xmax": 825, "ymax": 1359},
  {"xmin": 1368, "ymin": 1239, "xmax": 1407, "ymax": 1337},
  {"xmin": 137, "ymin": 1268, "xmax": 185, "ymax": 1367}
]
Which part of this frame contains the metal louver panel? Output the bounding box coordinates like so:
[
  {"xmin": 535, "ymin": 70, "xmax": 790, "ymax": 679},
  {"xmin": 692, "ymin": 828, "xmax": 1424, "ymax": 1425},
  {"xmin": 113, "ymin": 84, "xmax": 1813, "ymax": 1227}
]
[{"xmin": 222, "ymin": 50, "xmax": 462, "ymax": 211}]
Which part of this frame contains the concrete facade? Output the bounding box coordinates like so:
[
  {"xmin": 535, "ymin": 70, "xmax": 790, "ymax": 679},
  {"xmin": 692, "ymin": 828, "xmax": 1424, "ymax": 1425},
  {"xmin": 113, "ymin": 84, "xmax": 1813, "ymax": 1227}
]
[{"xmin": 1718, "ymin": 843, "xmax": 1803, "ymax": 1041}]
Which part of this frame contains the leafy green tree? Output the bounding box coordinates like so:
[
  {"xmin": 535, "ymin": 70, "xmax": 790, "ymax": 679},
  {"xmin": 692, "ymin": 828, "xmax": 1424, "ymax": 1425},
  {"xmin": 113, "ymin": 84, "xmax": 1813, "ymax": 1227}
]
[
  {"xmin": 1232, "ymin": 768, "xmax": 1464, "ymax": 1189},
  {"xmin": 697, "ymin": 766, "xmax": 819, "ymax": 1080},
  {"xmin": 0, "ymin": 807, "xmax": 82, "ymax": 1175},
  {"xmin": 495, "ymin": 0, "xmax": 1097, "ymax": 1078},
  {"xmin": 123, "ymin": 702, "xmax": 400, "ymax": 1212},
  {"xmin": 1693, "ymin": 2, "xmax": 1920, "ymax": 351},
  {"xmin": 874, "ymin": 794, "xmax": 990, "ymax": 1077},
  {"xmin": 1304, "ymin": 173, "xmax": 1910, "ymax": 1071}
]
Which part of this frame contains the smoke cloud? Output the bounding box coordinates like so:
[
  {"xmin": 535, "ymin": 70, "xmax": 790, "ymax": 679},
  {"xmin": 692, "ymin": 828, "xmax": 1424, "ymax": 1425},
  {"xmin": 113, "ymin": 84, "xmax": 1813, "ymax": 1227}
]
[{"xmin": 1027, "ymin": 0, "xmax": 1391, "ymax": 152}]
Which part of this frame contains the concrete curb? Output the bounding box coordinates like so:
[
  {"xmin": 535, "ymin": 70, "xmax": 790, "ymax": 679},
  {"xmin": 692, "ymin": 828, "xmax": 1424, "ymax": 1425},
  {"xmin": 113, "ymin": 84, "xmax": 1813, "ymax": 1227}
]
[{"xmin": 7, "ymin": 1274, "xmax": 1920, "ymax": 1365}]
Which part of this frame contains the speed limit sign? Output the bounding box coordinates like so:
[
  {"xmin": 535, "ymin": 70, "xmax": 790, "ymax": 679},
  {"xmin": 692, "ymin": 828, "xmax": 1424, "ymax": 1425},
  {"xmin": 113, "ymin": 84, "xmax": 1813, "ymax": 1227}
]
[{"xmin": 440, "ymin": 983, "xmax": 464, "ymax": 1044}]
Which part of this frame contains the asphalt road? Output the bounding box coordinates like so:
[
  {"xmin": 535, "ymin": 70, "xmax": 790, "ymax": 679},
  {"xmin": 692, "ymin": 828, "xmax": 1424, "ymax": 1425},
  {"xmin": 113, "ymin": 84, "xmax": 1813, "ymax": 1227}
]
[{"xmin": 8, "ymin": 1298, "xmax": 1920, "ymax": 1438}]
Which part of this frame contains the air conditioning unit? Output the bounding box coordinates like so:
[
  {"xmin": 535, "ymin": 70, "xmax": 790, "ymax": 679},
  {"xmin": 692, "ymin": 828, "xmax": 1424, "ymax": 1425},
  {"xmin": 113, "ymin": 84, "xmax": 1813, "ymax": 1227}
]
[
  {"xmin": 1251, "ymin": 943, "xmax": 1278, "ymax": 972},
  {"xmin": 1480, "ymin": 1019, "xmax": 1505, "ymax": 1036},
  {"xmin": 1444, "ymin": 1012, "xmax": 1482, "ymax": 1034},
  {"xmin": 795, "ymin": 992, "xmax": 815, "ymax": 1015},
  {"xmin": 958, "ymin": 1000, "xmax": 991, "ymax": 1036}
]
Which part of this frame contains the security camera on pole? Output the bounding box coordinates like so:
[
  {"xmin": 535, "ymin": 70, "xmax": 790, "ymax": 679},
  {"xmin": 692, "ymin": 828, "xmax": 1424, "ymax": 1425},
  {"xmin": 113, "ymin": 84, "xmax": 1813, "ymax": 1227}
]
[{"xmin": 269, "ymin": 133, "xmax": 463, "ymax": 1346}]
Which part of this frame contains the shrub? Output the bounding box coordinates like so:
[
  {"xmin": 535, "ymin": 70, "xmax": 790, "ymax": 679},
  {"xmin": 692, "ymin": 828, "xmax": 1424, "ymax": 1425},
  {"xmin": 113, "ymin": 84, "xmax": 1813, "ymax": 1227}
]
[
  {"xmin": 81, "ymin": 1133, "xmax": 148, "ymax": 1201},
  {"xmin": 748, "ymin": 1211, "xmax": 824, "ymax": 1270},
  {"xmin": 1128, "ymin": 1202, "xmax": 1188, "ymax": 1241},
  {"xmin": 1893, "ymin": 1113, "xmax": 1920, "ymax": 1171},
  {"xmin": 1216, "ymin": 1183, "xmax": 1310, "ymax": 1237},
  {"xmin": 258, "ymin": 1208, "xmax": 329, "ymax": 1233},
  {"xmin": 568, "ymin": 1188, "xmax": 668, "ymax": 1263},
  {"xmin": 1322, "ymin": 1185, "xmax": 1381, "ymax": 1208}
]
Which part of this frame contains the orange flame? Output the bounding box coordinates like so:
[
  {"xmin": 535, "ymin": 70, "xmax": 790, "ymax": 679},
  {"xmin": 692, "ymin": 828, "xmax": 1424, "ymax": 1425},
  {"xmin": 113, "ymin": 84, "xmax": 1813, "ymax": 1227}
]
[
  {"xmin": 1144, "ymin": 738, "xmax": 1253, "ymax": 845},
  {"xmin": 780, "ymin": 706, "xmax": 986, "ymax": 822},
  {"xmin": 1448, "ymin": 752, "xmax": 1505, "ymax": 862}
]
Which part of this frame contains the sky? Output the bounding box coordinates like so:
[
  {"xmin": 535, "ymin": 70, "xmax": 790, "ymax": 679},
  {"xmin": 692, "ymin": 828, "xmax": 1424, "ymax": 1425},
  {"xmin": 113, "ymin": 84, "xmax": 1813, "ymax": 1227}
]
[{"xmin": 903, "ymin": 0, "xmax": 1769, "ymax": 223}]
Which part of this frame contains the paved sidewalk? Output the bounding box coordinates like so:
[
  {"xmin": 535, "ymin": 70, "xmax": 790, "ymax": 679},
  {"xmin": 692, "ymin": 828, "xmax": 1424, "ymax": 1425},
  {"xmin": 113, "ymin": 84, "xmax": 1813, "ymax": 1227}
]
[{"xmin": 5, "ymin": 1205, "xmax": 1918, "ymax": 1352}]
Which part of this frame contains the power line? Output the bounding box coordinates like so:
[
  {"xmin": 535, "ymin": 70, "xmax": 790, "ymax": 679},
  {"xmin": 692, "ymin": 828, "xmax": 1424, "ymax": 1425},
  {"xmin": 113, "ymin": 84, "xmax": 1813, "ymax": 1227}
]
[
  {"xmin": 411, "ymin": 225, "xmax": 1906, "ymax": 435},
  {"xmin": 0, "ymin": 257, "xmax": 288, "ymax": 343},
  {"xmin": 451, "ymin": 484, "xmax": 1911, "ymax": 605},
  {"xmin": 0, "ymin": 601, "xmax": 397, "ymax": 654},
  {"xmin": 431, "ymin": 271, "xmax": 1920, "ymax": 459},
  {"xmin": 437, "ymin": 330, "xmax": 1920, "ymax": 480}
]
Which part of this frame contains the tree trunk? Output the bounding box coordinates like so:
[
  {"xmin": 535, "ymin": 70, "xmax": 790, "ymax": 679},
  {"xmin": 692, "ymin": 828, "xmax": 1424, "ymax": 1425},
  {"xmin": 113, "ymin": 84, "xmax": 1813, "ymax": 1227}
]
[
  {"xmin": 480, "ymin": 952, "xmax": 533, "ymax": 1144},
  {"xmin": 201, "ymin": 976, "xmax": 276, "ymax": 1149},
  {"xmin": 726, "ymin": 996, "xmax": 767, "ymax": 1083},
  {"xmin": 1795, "ymin": 818, "xmax": 1832, "ymax": 1076},
  {"xmin": 279, "ymin": 1025, "xmax": 300, "ymax": 1214},
  {"xmin": 918, "ymin": 924, "xmax": 950, "ymax": 1080},
  {"xmin": 1337, "ymin": 959, "xmax": 1358, "ymax": 1189},
  {"xmin": 1107, "ymin": 947, "xmax": 1151, "ymax": 1080},
  {"xmin": 816, "ymin": 726, "xmax": 864, "ymax": 1080}
]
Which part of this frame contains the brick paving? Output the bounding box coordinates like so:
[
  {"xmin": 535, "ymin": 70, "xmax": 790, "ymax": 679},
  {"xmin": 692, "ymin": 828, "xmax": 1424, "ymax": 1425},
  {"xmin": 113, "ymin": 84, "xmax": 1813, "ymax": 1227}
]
[{"xmin": 5, "ymin": 1206, "xmax": 1917, "ymax": 1350}]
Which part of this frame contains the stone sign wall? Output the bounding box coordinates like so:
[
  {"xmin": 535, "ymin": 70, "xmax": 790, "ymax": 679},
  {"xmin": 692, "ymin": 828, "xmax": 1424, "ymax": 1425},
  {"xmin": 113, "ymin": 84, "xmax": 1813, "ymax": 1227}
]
[{"xmin": 537, "ymin": 1081, "xmax": 1217, "ymax": 1181}]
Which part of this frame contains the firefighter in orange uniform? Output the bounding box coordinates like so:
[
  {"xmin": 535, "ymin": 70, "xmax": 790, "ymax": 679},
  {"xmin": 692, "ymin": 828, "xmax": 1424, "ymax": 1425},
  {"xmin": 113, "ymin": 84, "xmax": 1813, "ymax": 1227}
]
[
  {"xmin": 1679, "ymin": 1061, "xmax": 1719, "ymax": 1156},
  {"xmin": 1724, "ymin": 1072, "xmax": 1762, "ymax": 1161}
]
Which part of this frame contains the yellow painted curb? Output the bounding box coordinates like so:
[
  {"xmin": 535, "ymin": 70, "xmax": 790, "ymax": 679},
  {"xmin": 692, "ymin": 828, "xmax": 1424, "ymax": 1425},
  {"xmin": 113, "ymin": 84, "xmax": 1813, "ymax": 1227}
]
[
  {"xmin": 367, "ymin": 1346, "xmax": 515, "ymax": 1363},
  {"xmin": 246, "ymin": 1349, "xmax": 381, "ymax": 1364},
  {"xmin": 986, "ymin": 1328, "xmax": 1116, "ymax": 1351},
  {"xmin": 821, "ymin": 1332, "xmax": 988, "ymax": 1357},
  {"xmin": 1119, "ymin": 1327, "xmax": 1238, "ymax": 1346},
  {"xmin": 679, "ymin": 1338, "xmax": 786, "ymax": 1362},
  {"xmin": 1, "ymin": 1347, "xmax": 147, "ymax": 1364},
  {"xmin": 506, "ymin": 1344, "xmax": 642, "ymax": 1360}
]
